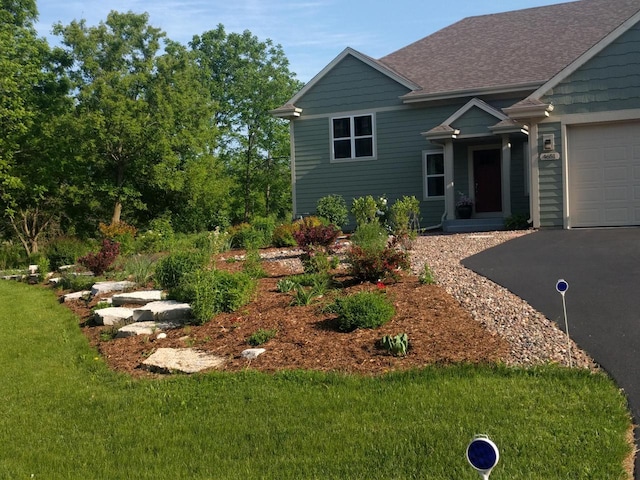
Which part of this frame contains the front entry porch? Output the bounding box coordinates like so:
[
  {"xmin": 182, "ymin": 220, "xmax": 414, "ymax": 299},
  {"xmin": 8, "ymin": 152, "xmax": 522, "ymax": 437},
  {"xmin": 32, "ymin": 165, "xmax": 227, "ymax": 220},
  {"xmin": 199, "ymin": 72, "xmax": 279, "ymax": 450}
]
[{"xmin": 442, "ymin": 217, "xmax": 505, "ymax": 233}]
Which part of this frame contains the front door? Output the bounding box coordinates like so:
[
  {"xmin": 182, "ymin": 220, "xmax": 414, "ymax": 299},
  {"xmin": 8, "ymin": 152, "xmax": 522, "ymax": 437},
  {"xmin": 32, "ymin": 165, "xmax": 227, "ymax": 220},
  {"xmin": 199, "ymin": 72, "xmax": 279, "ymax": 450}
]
[{"xmin": 473, "ymin": 148, "xmax": 502, "ymax": 213}]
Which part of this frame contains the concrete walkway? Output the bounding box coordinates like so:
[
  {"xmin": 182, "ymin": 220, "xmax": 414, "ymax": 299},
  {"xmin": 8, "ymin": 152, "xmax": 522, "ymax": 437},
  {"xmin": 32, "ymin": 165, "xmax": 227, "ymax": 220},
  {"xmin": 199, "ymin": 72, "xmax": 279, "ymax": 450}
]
[{"xmin": 462, "ymin": 228, "xmax": 640, "ymax": 477}]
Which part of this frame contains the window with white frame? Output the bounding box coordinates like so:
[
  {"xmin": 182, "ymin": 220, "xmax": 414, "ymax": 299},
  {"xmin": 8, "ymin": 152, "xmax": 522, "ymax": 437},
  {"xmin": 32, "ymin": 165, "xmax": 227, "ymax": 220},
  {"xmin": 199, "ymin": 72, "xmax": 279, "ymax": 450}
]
[
  {"xmin": 423, "ymin": 150, "xmax": 445, "ymax": 198},
  {"xmin": 331, "ymin": 114, "xmax": 375, "ymax": 161}
]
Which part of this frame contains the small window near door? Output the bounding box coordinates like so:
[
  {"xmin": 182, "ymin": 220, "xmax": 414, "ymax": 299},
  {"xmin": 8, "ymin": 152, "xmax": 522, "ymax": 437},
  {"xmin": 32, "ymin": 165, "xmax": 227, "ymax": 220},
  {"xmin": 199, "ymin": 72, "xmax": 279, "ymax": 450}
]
[
  {"xmin": 423, "ymin": 150, "xmax": 445, "ymax": 198},
  {"xmin": 331, "ymin": 114, "xmax": 375, "ymax": 161}
]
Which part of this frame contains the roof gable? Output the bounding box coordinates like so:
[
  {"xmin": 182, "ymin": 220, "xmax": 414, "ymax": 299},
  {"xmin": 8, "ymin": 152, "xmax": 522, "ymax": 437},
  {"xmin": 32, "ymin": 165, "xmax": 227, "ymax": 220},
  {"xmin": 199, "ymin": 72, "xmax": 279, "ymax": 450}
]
[
  {"xmin": 286, "ymin": 48, "xmax": 419, "ymax": 107},
  {"xmin": 529, "ymin": 9, "xmax": 640, "ymax": 100},
  {"xmin": 380, "ymin": 0, "xmax": 640, "ymax": 101}
]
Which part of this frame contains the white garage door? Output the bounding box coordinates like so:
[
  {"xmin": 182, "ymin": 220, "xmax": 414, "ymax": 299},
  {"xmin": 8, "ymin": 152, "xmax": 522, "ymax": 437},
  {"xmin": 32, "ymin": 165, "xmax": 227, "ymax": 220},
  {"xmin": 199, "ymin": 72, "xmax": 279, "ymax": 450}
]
[{"xmin": 568, "ymin": 121, "xmax": 640, "ymax": 227}]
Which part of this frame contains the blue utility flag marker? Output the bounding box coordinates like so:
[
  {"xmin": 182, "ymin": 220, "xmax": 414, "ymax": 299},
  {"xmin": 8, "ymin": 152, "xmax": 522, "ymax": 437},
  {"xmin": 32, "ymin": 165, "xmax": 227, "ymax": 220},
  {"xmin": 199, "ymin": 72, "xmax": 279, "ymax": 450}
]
[
  {"xmin": 556, "ymin": 279, "xmax": 569, "ymax": 295},
  {"xmin": 467, "ymin": 436, "xmax": 499, "ymax": 479},
  {"xmin": 556, "ymin": 279, "xmax": 572, "ymax": 367}
]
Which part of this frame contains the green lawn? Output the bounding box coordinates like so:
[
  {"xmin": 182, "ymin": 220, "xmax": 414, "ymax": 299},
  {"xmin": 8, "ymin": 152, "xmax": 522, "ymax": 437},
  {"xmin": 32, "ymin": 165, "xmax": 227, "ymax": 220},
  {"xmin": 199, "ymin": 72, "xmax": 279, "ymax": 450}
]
[{"xmin": 0, "ymin": 281, "xmax": 633, "ymax": 479}]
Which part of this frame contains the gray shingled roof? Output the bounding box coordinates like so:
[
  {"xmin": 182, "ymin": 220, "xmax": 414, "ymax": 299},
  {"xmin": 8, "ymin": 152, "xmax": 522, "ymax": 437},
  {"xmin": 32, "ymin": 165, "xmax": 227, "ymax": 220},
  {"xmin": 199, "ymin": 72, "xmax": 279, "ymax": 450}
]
[{"xmin": 379, "ymin": 0, "xmax": 640, "ymax": 99}]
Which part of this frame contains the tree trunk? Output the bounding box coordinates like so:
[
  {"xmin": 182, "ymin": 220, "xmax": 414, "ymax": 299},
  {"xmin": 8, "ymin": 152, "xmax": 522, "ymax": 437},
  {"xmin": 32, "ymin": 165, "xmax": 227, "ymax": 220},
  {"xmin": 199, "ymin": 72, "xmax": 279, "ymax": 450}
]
[{"xmin": 111, "ymin": 200, "xmax": 122, "ymax": 225}]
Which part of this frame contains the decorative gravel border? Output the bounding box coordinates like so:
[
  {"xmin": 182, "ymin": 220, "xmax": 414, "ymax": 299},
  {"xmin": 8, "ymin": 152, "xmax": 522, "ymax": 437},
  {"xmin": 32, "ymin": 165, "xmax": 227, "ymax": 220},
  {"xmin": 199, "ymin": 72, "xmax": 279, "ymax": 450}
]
[{"xmin": 409, "ymin": 231, "xmax": 596, "ymax": 369}]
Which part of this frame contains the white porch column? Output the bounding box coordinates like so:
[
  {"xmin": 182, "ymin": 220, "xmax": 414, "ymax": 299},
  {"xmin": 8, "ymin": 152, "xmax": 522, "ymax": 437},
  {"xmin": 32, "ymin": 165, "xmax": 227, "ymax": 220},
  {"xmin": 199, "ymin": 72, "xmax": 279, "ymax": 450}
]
[
  {"xmin": 501, "ymin": 134, "xmax": 512, "ymax": 218},
  {"xmin": 529, "ymin": 123, "xmax": 541, "ymax": 228},
  {"xmin": 444, "ymin": 139, "xmax": 455, "ymax": 220}
]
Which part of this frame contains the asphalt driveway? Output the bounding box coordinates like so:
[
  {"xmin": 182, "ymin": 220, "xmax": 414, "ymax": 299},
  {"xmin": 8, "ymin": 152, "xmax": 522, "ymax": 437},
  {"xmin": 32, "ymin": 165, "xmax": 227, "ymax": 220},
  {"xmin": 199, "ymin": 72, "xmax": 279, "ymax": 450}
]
[{"xmin": 462, "ymin": 228, "xmax": 640, "ymax": 476}]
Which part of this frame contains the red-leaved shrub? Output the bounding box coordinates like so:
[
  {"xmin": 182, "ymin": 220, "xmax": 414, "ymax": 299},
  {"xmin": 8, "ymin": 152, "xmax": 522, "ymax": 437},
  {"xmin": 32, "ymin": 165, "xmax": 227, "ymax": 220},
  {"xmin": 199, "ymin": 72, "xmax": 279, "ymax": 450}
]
[
  {"xmin": 346, "ymin": 245, "xmax": 409, "ymax": 282},
  {"xmin": 78, "ymin": 239, "xmax": 120, "ymax": 276}
]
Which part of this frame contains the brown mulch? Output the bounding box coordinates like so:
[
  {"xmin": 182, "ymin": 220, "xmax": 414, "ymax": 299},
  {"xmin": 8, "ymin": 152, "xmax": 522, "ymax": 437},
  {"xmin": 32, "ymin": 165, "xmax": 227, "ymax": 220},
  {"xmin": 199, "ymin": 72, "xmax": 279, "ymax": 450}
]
[{"xmin": 65, "ymin": 248, "xmax": 511, "ymax": 378}]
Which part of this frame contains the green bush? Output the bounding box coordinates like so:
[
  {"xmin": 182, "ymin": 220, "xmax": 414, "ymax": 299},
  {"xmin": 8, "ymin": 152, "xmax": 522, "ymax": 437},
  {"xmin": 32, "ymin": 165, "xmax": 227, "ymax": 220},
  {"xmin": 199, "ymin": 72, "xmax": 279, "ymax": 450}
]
[
  {"xmin": 247, "ymin": 328, "xmax": 277, "ymax": 346},
  {"xmin": 316, "ymin": 194, "xmax": 348, "ymax": 228},
  {"xmin": 350, "ymin": 222, "xmax": 389, "ymax": 252},
  {"xmin": 505, "ymin": 213, "xmax": 531, "ymax": 230},
  {"xmin": 389, "ymin": 196, "xmax": 420, "ymax": 239},
  {"xmin": 271, "ymin": 223, "xmax": 298, "ymax": 247},
  {"xmin": 115, "ymin": 254, "xmax": 157, "ymax": 285},
  {"xmin": 57, "ymin": 273, "xmax": 96, "ymax": 292},
  {"xmin": 45, "ymin": 236, "xmax": 93, "ymax": 271},
  {"xmin": 0, "ymin": 241, "xmax": 26, "ymax": 270},
  {"xmin": 351, "ymin": 195, "xmax": 379, "ymax": 226},
  {"xmin": 192, "ymin": 227, "xmax": 231, "ymax": 256},
  {"xmin": 136, "ymin": 217, "xmax": 175, "ymax": 253},
  {"xmin": 251, "ymin": 216, "xmax": 277, "ymax": 247},
  {"xmin": 154, "ymin": 251, "xmax": 205, "ymax": 290},
  {"xmin": 173, "ymin": 269, "xmax": 256, "ymax": 324},
  {"xmin": 243, "ymin": 247, "xmax": 266, "ymax": 279},
  {"xmin": 331, "ymin": 291, "xmax": 396, "ymax": 332},
  {"xmin": 419, "ymin": 264, "xmax": 436, "ymax": 285}
]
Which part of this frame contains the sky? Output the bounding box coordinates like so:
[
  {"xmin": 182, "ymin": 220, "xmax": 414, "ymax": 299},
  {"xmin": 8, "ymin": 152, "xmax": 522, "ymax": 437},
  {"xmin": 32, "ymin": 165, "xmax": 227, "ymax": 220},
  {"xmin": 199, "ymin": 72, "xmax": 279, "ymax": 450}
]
[{"xmin": 35, "ymin": 0, "xmax": 563, "ymax": 83}]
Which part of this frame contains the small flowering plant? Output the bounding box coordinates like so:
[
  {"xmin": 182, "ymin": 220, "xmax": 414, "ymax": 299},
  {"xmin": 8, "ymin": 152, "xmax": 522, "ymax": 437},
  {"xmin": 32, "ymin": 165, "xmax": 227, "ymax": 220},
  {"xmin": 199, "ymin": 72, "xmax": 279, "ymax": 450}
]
[{"xmin": 456, "ymin": 191, "xmax": 473, "ymax": 207}]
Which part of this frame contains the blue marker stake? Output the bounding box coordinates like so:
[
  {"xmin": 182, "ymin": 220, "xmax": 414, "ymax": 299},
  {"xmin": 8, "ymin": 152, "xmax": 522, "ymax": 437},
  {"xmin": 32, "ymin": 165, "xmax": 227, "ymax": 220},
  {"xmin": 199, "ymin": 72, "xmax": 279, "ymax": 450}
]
[
  {"xmin": 467, "ymin": 435, "xmax": 499, "ymax": 479},
  {"xmin": 556, "ymin": 279, "xmax": 572, "ymax": 368}
]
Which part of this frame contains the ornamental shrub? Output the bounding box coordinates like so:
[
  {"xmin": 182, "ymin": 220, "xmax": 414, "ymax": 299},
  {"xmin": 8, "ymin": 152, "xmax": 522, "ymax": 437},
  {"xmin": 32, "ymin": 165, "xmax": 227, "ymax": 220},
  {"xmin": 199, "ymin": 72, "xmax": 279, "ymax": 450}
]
[
  {"xmin": 45, "ymin": 236, "xmax": 93, "ymax": 271},
  {"xmin": 78, "ymin": 239, "xmax": 120, "ymax": 276},
  {"xmin": 316, "ymin": 194, "xmax": 349, "ymax": 228},
  {"xmin": 346, "ymin": 244, "xmax": 409, "ymax": 283},
  {"xmin": 350, "ymin": 222, "xmax": 389, "ymax": 252},
  {"xmin": 351, "ymin": 195, "xmax": 378, "ymax": 226},
  {"xmin": 154, "ymin": 251, "xmax": 205, "ymax": 290},
  {"xmin": 272, "ymin": 223, "xmax": 297, "ymax": 247},
  {"xmin": 173, "ymin": 269, "xmax": 256, "ymax": 324},
  {"xmin": 331, "ymin": 291, "xmax": 396, "ymax": 332},
  {"xmin": 389, "ymin": 196, "xmax": 421, "ymax": 239},
  {"xmin": 248, "ymin": 328, "xmax": 277, "ymax": 346},
  {"xmin": 99, "ymin": 222, "xmax": 136, "ymax": 255},
  {"xmin": 292, "ymin": 222, "xmax": 340, "ymax": 251}
]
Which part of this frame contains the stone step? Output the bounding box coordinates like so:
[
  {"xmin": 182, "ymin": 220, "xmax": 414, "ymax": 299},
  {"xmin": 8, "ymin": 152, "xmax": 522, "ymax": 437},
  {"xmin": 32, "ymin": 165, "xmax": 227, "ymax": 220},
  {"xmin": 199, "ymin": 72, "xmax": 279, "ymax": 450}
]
[
  {"xmin": 111, "ymin": 290, "xmax": 164, "ymax": 306},
  {"xmin": 132, "ymin": 300, "xmax": 191, "ymax": 323},
  {"xmin": 94, "ymin": 307, "xmax": 134, "ymax": 326},
  {"xmin": 116, "ymin": 321, "xmax": 182, "ymax": 338},
  {"xmin": 91, "ymin": 281, "xmax": 137, "ymax": 296}
]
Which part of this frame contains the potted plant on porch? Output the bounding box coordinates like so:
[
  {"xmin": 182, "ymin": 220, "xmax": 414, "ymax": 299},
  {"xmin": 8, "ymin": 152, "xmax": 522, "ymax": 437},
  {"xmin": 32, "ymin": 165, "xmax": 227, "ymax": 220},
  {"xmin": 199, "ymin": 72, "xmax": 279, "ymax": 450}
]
[{"xmin": 456, "ymin": 192, "xmax": 473, "ymax": 219}]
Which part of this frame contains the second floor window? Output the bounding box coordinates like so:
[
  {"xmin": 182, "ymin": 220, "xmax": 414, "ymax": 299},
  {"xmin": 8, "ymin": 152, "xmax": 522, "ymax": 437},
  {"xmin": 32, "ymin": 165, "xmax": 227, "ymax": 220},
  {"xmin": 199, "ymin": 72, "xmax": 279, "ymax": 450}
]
[{"xmin": 332, "ymin": 114, "xmax": 374, "ymax": 160}]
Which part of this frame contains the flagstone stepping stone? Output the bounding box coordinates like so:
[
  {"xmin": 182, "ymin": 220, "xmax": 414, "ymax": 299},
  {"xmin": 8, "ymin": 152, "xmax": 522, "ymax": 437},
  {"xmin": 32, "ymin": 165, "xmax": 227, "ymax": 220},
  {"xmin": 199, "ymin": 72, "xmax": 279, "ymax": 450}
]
[
  {"xmin": 142, "ymin": 348, "xmax": 226, "ymax": 374},
  {"xmin": 94, "ymin": 307, "xmax": 134, "ymax": 326},
  {"xmin": 111, "ymin": 290, "xmax": 164, "ymax": 306},
  {"xmin": 116, "ymin": 321, "xmax": 182, "ymax": 338},
  {"xmin": 90, "ymin": 281, "xmax": 136, "ymax": 296},
  {"xmin": 132, "ymin": 300, "xmax": 191, "ymax": 323},
  {"xmin": 62, "ymin": 290, "xmax": 91, "ymax": 302}
]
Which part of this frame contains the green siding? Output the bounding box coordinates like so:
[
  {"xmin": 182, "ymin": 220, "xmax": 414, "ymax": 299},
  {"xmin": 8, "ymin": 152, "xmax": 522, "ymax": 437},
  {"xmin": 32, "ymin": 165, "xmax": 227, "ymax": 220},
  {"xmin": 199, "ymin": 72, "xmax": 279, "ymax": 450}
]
[
  {"xmin": 451, "ymin": 107, "xmax": 501, "ymax": 136},
  {"xmin": 537, "ymin": 123, "xmax": 563, "ymax": 227},
  {"xmin": 292, "ymin": 104, "xmax": 466, "ymax": 230},
  {"xmin": 296, "ymin": 55, "xmax": 411, "ymax": 116},
  {"xmin": 543, "ymin": 22, "xmax": 640, "ymax": 114}
]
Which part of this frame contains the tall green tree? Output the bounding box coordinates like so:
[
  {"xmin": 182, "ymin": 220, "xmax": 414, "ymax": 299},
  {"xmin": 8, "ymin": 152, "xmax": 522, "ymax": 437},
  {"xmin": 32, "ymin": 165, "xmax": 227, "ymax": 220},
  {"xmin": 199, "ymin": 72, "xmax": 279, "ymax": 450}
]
[
  {"xmin": 0, "ymin": 0, "xmax": 46, "ymax": 215},
  {"xmin": 53, "ymin": 11, "xmax": 218, "ymax": 226},
  {"xmin": 0, "ymin": 0, "xmax": 78, "ymax": 254},
  {"xmin": 191, "ymin": 25, "xmax": 302, "ymax": 222}
]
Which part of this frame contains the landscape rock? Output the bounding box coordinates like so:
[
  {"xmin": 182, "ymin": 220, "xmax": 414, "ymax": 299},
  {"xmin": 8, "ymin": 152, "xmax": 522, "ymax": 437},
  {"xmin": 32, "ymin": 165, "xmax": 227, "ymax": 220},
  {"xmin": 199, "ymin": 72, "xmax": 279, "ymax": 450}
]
[
  {"xmin": 132, "ymin": 300, "xmax": 191, "ymax": 323},
  {"xmin": 111, "ymin": 290, "xmax": 164, "ymax": 306},
  {"xmin": 116, "ymin": 321, "xmax": 182, "ymax": 338},
  {"xmin": 94, "ymin": 307, "xmax": 134, "ymax": 326},
  {"xmin": 241, "ymin": 348, "xmax": 266, "ymax": 360},
  {"xmin": 90, "ymin": 281, "xmax": 136, "ymax": 296},
  {"xmin": 141, "ymin": 348, "xmax": 226, "ymax": 374},
  {"xmin": 62, "ymin": 290, "xmax": 91, "ymax": 302}
]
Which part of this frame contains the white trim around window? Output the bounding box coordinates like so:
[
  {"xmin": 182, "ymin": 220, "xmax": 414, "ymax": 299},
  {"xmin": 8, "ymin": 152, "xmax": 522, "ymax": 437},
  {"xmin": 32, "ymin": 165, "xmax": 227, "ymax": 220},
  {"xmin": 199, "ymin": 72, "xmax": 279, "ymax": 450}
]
[
  {"xmin": 422, "ymin": 149, "xmax": 445, "ymax": 200},
  {"xmin": 330, "ymin": 113, "xmax": 376, "ymax": 162}
]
